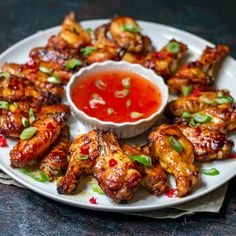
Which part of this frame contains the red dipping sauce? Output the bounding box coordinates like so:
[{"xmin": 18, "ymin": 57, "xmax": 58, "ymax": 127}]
[{"xmin": 71, "ymin": 70, "xmax": 161, "ymax": 123}]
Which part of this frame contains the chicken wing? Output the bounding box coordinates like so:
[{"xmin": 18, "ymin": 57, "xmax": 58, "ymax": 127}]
[
  {"xmin": 57, "ymin": 131, "xmax": 99, "ymax": 194},
  {"xmin": 147, "ymin": 125, "xmax": 199, "ymax": 197},
  {"xmin": 93, "ymin": 132, "xmax": 142, "ymax": 203},
  {"xmin": 122, "ymin": 144, "xmax": 169, "ymax": 196},
  {"xmin": 178, "ymin": 125, "xmax": 234, "ymax": 162},
  {"xmin": 47, "ymin": 12, "xmax": 91, "ymax": 55},
  {"xmin": 40, "ymin": 125, "xmax": 70, "ymax": 179},
  {"xmin": 10, "ymin": 113, "xmax": 65, "ymax": 168},
  {"xmin": 85, "ymin": 24, "xmax": 120, "ymax": 64},
  {"xmin": 109, "ymin": 16, "xmax": 144, "ymax": 53},
  {"xmin": 167, "ymin": 45, "xmax": 229, "ymax": 95},
  {"xmin": 0, "ymin": 73, "xmax": 58, "ymax": 105}
]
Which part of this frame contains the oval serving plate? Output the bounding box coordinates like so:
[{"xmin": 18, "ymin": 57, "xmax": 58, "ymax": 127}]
[{"xmin": 0, "ymin": 19, "xmax": 236, "ymax": 212}]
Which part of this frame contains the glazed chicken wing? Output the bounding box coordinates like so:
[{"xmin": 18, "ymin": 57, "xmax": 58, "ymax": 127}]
[
  {"xmin": 178, "ymin": 125, "xmax": 234, "ymax": 162},
  {"xmin": 47, "ymin": 12, "xmax": 91, "ymax": 55},
  {"xmin": 40, "ymin": 125, "xmax": 70, "ymax": 179},
  {"xmin": 122, "ymin": 144, "xmax": 169, "ymax": 196},
  {"xmin": 143, "ymin": 39, "xmax": 188, "ymax": 79},
  {"xmin": 10, "ymin": 113, "xmax": 65, "ymax": 168},
  {"xmin": 94, "ymin": 132, "xmax": 142, "ymax": 203},
  {"xmin": 167, "ymin": 45, "xmax": 229, "ymax": 95},
  {"xmin": 57, "ymin": 131, "xmax": 99, "ymax": 194},
  {"xmin": 85, "ymin": 24, "xmax": 120, "ymax": 64},
  {"xmin": 109, "ymin": 16, "xmax": 144, "ymax": 53},
  {"xmin": 148, "ymin": 125, "xmax": 199, "ymax": 197}
]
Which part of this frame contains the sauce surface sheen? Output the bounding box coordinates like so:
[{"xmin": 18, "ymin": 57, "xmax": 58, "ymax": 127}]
[{"xmin": 71, "ymin": 70, "xmax": 161, "ymax": 123}]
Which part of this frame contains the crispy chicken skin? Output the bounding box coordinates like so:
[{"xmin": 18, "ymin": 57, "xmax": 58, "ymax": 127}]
[
  {"xmin": 47, "ymin": 12, "xmax": 91, "ymax": 54},
  {"xmin": 178, "ymin": 125, "xmax": 234, "ymax": 162},
  {"xmin": 122, "ymin": 144, "xmax": 169, "ymax": 196},
  {"xmin": 109, "ymin": 16, "xmax": 144, "ymax": 53},
  {"xmin": 148, "ymin": 125, "xmax": 199, "ymax": 197},
  {"xmin": 57, "ymin": 131, "xmax": 99, "ymax": 194},
  {"xmin": 175, "ymin": 104, "xmax": 236, "ymax": 133},
  {"xmin": 40, "ymin": 125, "xmax": 70, "ymax": 179},
  {"xmin": 1, "ymin": 63, "xmax": 65, "ymax": 97},
  {"xmin": 0, "ymin": 74, "xmax": 58, "ymax": 105},
  {"xmin": 165, "ymin": 90, "xmax": 232, "ymax": 117},
  {"xmin": 167, "ymin": 45, "xmax": 229, "ymax": 95},
  {"xmin": 86, "ymin": 24, "xmax": 120, "ymax": 64},
  {"xmin": 10, "ymin": 113, "xmax": 65, "ymax": 168},
  {"xmin": 94, "ymin": 132, "xmax": 142, "ymax": 203}
]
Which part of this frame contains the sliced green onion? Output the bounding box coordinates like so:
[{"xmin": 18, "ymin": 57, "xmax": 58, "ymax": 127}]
[
  {"xmin": 189, "ymin": 117, "xmax": 197, "ymax": 127},
  {"xmin": 107, "ymin": 108, "xmax": 114, "ymax": 115},
  {"xmin": 13, "ymin": 102, "xmax": 19, "ymax": 108},
  {"xmin": 193, "ymin": 113, "xmax": 212, "ymax": 123},
  {"xmin": 130, "ymin": 112, "xmax": 144, "ymax": 119},
  {"xmin": 65, "ymin": 59, "xmax": 82, "ymax": 70},
  {"xmin": 181, "ymin": 111, "xmax": 190, "ymax": 118},
  {"xmin": 200, "ymin": 96, "xmax": 215, "ymax": 104},
  {"xmin": 0, "ymin": 101, "xmax": 9, "ymax": 110},
  {"xmin": 166, "ymin": 42, "xmax": 180, "ymax": 54},
  {"xmin": 114, "ymin": 89, "xmax": 129, "ymax": 98},
  {"xmin": 168, "ymin": 136, "xmax": 184, "ymax": 153},
  {"xmin": 201, "ymin": 168, "xmax": 220, "ymax": 176},
  {"xmin": 215, "ymin": 96, "xmax": 234, "ymax": 104},
  {"xmin": 86, "ymin": 27, "xmax": 93, "ymax": 33},
  {"xmin": 80, "ymin": 46, "xmax": 97, "ymax": 56},
  {"xmin": 122, "ymin": 78, "xmax": 130, "ymax": 89},
  {"xmin": 19, "ymin": 167, "xmax": 50, "ymax": 182},
  {"xmin": 181, "ymin": 86, "xmax": 193, "ymax": 96},
  {"xmin": 77, "ymin": 154, "xmax": 89, "ymax": 161},
  {"xmin": 217, "ymin": 91, "xmax": 224, "ymax": 98},
  {"xmin": 91, "ymin": 182, "xmax": 105, "ymax": 194},
  {"xmin": 21, "ymin": 117, "xmax": 29, "ymax": 128},
  {"xmin": 0, "ymin": 72, "xmax": 10, "ymax": 80},
  {"xmin": 89, "ymin": 98, "xmax": 106, "ymax": 109},
  {"xmin": 47, "ymin": 75, "xmax": 61, "ymax": 84},
  {"xmin": 28, "ymin": 108, "xmax": 36, "ymax": 122},
  {"xmin": 20, "ymin": 127, "xmax": 37, "ymax": 140},
  {"xmin": 130, "ymin": 155, "xmax": 152, "ymax": 166},
  {"xmin": 39, "ymin": 66, "xmax": 51, "ymax": 75},
  {"xmin": 126, "ymin": 99, "xmax": 131, "ymax": 108},
  {"xmin": 121, "ymin": 24, "xmax": 142, "ymax": 33},
  {"xmin": 95, "ymin": 79, "xmax": 107, "ymax": 90}
]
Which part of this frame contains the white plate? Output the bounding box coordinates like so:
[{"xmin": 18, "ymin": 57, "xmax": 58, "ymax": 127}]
[{"xmin": 0, "ymin": 20, "xmax": 236, "ymax": 212}]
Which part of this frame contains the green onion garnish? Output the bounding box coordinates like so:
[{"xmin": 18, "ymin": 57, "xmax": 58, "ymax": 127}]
[
  {"xmin": 114, "ymin": 89, "xmax": 129, "ymax": 98},
  {"xmin": 130, "ymin": 155, "xmax": 152, "ymax": 166},
  {"xmin": 39, "ymin": 66, "xmax": 51, "ymax": 75},
  {"xmin": 21, "ymin": 117, "xmax": 29, "ymax": 128},
  {"xmin": 65, "ymin": 59, "xmax": 82, "ymax": 70},
  {"xmin": 86, "ymin": 27, "xmax": 93, "ymax": 33},
  {"xmin": 107, "ymin": 108, "xmax": 114, "ymax": 115},
  {"xmin": 217, "ymin": 91, "xmax": 224, "ymax": 97},
  {"xmin": 91, "ymin": 182, "xmax": 105, "ymax": 194},
  {"xmin": 0, "ymin": 71, "xmax": 10, "ymax": 80},
  {"xmin": 189, "ymin": 117, "xmax": 197, "ymax": 127},
  {"xmin": 28, "ymin": 108, "xmax": 36, "ymax": 122},
  {"xmin": 122, "ymin": 78, "xmax": 131, "ymax": 89},
  {"xmin": 168, "ymin": 136, "xmax": 184, "ymax": 153},
  {"xmin": 193, "ymin": 113, "xmax": 212, "ymax": 123},
  {"xmin": 216, "ymin": 96, "xmax": 234, "ymax": 104},
  {"xmin": 121, "ymin": 24, "xmax": 142, "ymax": 33},
  {"xmin": 47, "ymin": 75, "xmax": 61, "ymax": 84},
  {"xmin": 95, "ymin": 79, "xmax": 107, "ymax": 90},
  {"xmin": 130, "ymin": 112, "xmax": 144, "ymax": 119},
  {"xmin": 0, "ymin": 101, "xmax": 9, "ymax": 110},
  {"xmin": 201, "ymin": 168, "xmax": 220, "ymax": 176},
  {"xmin": 19, "ymin": 167, "xmax": 50, "ymax": 182},
  {"xmin": 181, "ymin": 111, "xmax": 190, "ymax": 118},
  {"xmin": 80, "ymin": 46, "xmax": 97, "ymax": 56},
  {"xmin": 126, "ymin": 99, "xmax": 131, "ymax": 108},
  {"xmin": 13, "ymin": 102, "xmax": 19, "ymax": 108},
  {"xmin": 166, "ymin": 42, "xmax": 180, "ymax": 54},
  {"xmin": 20, "ymin": 127, "xmax": 37, "ymax": 140},
  {"xmin": 77, "ymin": 154, "xmax": 89, "ymax": 161},
  {"xmin": 181, "ymin": 86, "xmax": 193, "ymax": 96}
]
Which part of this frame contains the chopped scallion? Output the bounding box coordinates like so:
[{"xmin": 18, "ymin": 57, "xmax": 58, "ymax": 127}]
[
  {"xmin": 65, "ymin": 59, "xmax": 82, "ymax": 70},
  {"xmin": 168, "ymin": 136, "xmax": 184, "ymax": 153},
  {"xmin": 181, "ymin": 86, "xmax": 193, "ymax": 96},
  {"xmin": 121, "ymin": 24, "xmax": 142, "ymax": 33},
  {"xmin": 0, "ymin": 101, "xmax": 9, "ymax": 110},
  {"xmin": 20, "ymin": 127, "xmax": 37, "ymax": 140},
  {"xmin": 130, "ymin": 155, "xmax": 152, "ymax": 166},
  {"xmin": 166, "ymin": 42, "xmax": 180, "ymax": 54}
]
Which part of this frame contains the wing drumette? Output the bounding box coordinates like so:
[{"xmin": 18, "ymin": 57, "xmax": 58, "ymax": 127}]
[
  {"xmin": 167, "ymin": 45, "xmax": 229, "ymax": 95},
  {"xmin": 147, "ymin": 125, "xmax": 199, "ymax": 197}
]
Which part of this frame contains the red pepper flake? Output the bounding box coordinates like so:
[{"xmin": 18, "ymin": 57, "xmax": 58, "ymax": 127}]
[
  {"xmin": 192, "ymin": 87, "xmax": 201, "ymax": 97},
  {"xmin": 0, "ymin": 135, "xmax": 7, "ymax": 147},
  {"xmin": 24, "ymin": 60, "xmax": 39, "ymax": 71},
  {"xmin": 89, "ymin": 197, "xmax": 97, "ymax": 204},
  {"xmin": 165, "ymin": 188, "xmax": 177, "ymax": 198},
  {"xmin": 109, "ymin": 159, "xmax": 117, "ymax": 167},
  {"xmin": 228, "ymin": 153, "xmax": 236, "ymax": 159},
  {"xmin": 81, "ymin": 143, "xmax": 90, "ymax": 155}
]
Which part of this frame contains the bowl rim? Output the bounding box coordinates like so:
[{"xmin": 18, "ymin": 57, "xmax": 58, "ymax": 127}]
[{"xmin": 66, "ymin": 60, "xmax": 169, "ymax": 127}]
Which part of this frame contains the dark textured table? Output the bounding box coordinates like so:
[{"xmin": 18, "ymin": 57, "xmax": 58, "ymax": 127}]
[{"xmin": 1, "ymin": 0, "xmax": 236, "ymax": 235}]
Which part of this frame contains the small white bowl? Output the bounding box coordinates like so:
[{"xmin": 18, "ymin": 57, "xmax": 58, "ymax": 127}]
[{"xmin": 66, "ymin": 61, "xmax": 169, "ymax": 139}]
